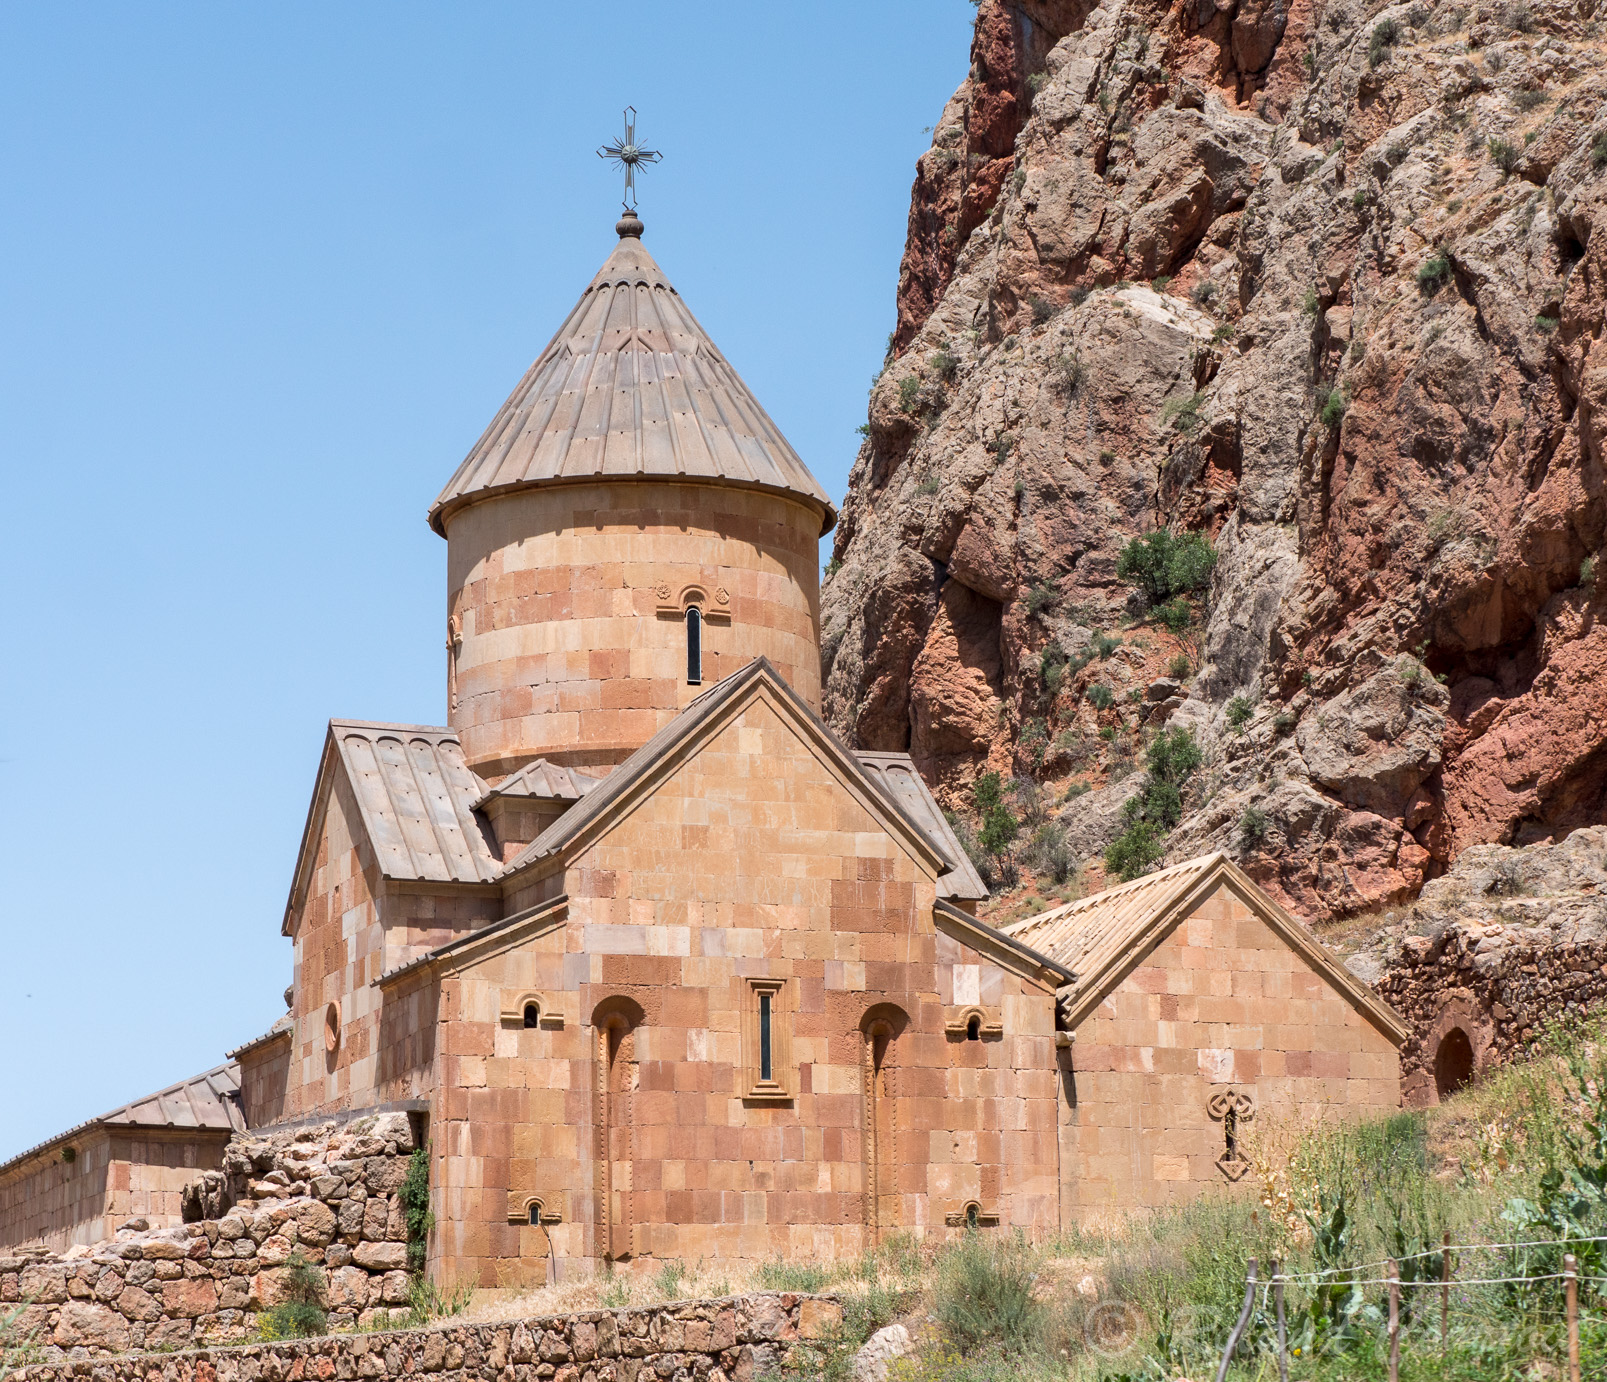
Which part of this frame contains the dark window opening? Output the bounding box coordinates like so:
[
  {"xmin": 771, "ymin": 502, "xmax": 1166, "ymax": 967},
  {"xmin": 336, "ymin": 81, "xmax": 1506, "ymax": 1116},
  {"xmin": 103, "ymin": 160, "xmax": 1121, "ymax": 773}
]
[
  {"xmin": 1435, "ymin": 1027, "xmax": 1475, "ymax": 1101},
  {"xmin": 527, "ymin": 1201, "xmax": 541, "ymax": 1226},
  {"xmin": 964, "ymin": 1202, "xmax": 980, "ymax": 1230},
  {"xmin": 523, "ymin": 1003, "xmax": 540, "ymax": 1029},
  {"xmin": 1222, "ymin": 1107, "xmax": 1238, "ymax": 1161},
  {"xmin": 759, "ymin": 991, "xmax": 772, "ymax": 1082},
  {"xmin": 965, "ymin": 1014, "xmax": 981, "ymax": 1041},
  {"xmin": 686, "ymin": 606, "xmax": 702, "ymax": 684}
]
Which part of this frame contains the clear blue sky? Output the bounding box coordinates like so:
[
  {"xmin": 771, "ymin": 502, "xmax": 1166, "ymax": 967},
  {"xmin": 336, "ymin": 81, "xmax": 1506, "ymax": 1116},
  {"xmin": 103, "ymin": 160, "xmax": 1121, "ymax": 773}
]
[{"xmin": 0, "ymin": 3, "xmax": 975, "ymax": 1160}]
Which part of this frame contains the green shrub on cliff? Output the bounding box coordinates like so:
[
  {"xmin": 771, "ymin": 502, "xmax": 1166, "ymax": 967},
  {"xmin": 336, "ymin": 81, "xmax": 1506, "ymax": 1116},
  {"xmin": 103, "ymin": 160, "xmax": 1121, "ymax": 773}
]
[
  {"xmin": 1116, "ymin": 529, "xmax": 1217, "ymax": 604},
  {"xmin": 1105, "ymin": 728, "xmax": 1202, "ymax": 882}
]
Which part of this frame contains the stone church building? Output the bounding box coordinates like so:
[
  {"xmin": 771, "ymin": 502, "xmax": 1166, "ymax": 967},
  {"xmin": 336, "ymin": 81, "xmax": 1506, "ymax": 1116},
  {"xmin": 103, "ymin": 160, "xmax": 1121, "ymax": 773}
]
[{"xmin": 0, "ymin": 214, "xmax": 1406, "ymax": 1281}]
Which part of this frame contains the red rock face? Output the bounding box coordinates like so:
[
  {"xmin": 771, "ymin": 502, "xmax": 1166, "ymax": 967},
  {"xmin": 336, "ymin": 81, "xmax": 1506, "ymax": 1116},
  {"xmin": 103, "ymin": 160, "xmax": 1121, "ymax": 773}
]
[{"xmin": 824, "ymin": 1, "xmax": 1607, "ymax": 918}]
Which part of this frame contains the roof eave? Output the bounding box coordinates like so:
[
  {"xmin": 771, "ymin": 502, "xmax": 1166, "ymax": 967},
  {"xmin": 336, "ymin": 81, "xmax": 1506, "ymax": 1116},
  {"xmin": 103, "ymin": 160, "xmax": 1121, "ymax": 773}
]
[
  {"xmin": 427, "ymin": 472, "xmax": 837, "ymax": 542},
  {"xmin": 933, "ymin": 898, "xmax": 1077, "ymax": 991}
]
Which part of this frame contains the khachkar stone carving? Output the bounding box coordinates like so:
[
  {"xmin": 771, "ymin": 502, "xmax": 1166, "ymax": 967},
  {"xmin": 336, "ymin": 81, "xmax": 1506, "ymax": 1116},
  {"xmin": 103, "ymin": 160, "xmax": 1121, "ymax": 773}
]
[{"xmin": 1207, "ymin": 1089, "xmax": 1256, "ymax": 1182}]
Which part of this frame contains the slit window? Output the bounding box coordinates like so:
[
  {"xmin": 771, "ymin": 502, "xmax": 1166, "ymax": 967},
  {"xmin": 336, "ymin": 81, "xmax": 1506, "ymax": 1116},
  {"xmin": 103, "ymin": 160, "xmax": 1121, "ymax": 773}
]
[
  {"xmin": 686, "ymin": 606, "xmax": 702, "ymax": 684},
  {"xmin": 527, "ymin": 1201, "xmax": 541, "ymax": 1226},
  {"xmin": 523, "ymin": 1002, "xmax": 540, "ymax": 1029},
  {"xmin": 966, "ymin": 1014, "xmax": 981, "ymax": 1041},
  {"xmin": 743, "ymin": 978, "xmax": 790, "ymax": 1100}
]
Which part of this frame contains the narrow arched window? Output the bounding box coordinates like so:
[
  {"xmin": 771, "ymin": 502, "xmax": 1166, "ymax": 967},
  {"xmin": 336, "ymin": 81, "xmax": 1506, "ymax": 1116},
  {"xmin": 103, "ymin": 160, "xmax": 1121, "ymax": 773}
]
[
  {"xmin": 686, "ymin": 606, "xmax": 702, "ymax": 684},
  {"xmin": 964, "ymin": 1202, "xmax": 980, "ymax": 1230},
  {"xmin": 523, "ymin": 1002, "xmax": 540, "ymax": 1029},
  {"xmin": 966, "ymin": 1015, "xmax": 981, "ymax": 1041}
]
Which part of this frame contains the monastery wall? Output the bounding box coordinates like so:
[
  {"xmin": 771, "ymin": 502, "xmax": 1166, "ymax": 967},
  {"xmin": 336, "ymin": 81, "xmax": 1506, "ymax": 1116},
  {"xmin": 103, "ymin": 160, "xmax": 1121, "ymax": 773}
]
[
  {"xmin": 434, "ymin": 691, "xmax": 1060, "ymax": 1287},
  {"xmin": 16, "ymin": 1293, "xmax": 840, "ymax": 1382},
  {"xmin": 1060, "ymin": 882, "xmax": 1400, "ymax": 1221},
  {"xmin": 0, "ymin": 1134, "xmax": 234, "ymax": 1257},
  {"xmin": 2, "ymin": 1118, "xmax": 421, "ymax": 1360},
  {"xmin": 444, "ymin": 481, "xmax": 822, "ymax": 778},
  {"xmin": 282, "ymin": 765, "xmax": 498, "ymax": 1123}
]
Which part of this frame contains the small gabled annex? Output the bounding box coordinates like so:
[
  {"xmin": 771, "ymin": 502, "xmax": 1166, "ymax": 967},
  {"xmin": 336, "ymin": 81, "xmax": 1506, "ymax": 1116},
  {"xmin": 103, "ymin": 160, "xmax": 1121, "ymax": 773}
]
[{"xmin": 1005, "ymin": 854, "xmax": 1405, "ymax": 1219}]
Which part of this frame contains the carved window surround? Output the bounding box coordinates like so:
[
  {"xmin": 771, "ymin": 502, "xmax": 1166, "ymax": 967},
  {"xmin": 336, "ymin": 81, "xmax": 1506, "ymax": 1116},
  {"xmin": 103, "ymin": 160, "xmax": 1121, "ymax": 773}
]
[
  {"xmin": 943, "ymin": 1201, "xmax": 1001, "ymax": 1229},
  {"xmin": 943, "ymin": 1005, "xmax": 1002, "ymax": 1040},
  {"xmin": 498, "ymin": 991, "xmax": 567, "ymax": 1029},
  {"xmin": 506, "ymin": 1194, "xmax": 564, "ymax": 1226},
  {"xmin": 654, "ymin": 582, "xmax": 732, "ymax": 625}
]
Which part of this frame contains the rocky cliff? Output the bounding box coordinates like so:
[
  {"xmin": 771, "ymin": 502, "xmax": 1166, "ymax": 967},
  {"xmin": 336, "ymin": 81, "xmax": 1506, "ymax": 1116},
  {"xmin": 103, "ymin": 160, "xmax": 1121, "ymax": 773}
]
[{"xmin": 822, "ymin": 0, "xmax": 1607, "ymax": 918}]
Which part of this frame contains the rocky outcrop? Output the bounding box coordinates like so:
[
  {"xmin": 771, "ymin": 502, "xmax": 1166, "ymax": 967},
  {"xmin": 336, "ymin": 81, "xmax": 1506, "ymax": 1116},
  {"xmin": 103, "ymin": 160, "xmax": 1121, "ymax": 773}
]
[
  {"xmin": 14, "ymin": 1294, "xmax": 841, "ymax": 1382},
  {"xmin": 3, "ymin": 1117, "xmax": 420, "ymax": 1359},
  {"xmin": 823, "ymin": 0, "xmax": 1607, "ymax": 917},
  {"xmin": 1329, "ymin": 825, "xmax": 1607, "ymax": 1101}
]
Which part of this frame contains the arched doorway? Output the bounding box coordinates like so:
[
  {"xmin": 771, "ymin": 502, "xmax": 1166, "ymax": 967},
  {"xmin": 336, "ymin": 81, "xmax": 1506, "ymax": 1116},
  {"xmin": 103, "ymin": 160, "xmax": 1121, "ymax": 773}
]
[{"xmin": 1434, "ymin": 1027, "xmax": 1475, "ymax": 1101}]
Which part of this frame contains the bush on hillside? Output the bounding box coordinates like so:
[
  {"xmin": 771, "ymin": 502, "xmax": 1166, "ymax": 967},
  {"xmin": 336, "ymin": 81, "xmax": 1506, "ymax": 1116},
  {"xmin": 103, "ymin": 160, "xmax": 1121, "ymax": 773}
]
[{"xmin": 1116, "ymin": 530, "xmax": 1217, "ymax": 605}]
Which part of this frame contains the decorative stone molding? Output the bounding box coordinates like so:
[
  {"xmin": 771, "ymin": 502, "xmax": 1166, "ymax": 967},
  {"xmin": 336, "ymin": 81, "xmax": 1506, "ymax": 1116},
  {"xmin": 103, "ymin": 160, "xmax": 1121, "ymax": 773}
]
[
  {"xmin": 942, "ymin": 1201, "xmax": 1000, "ymax": 1228},
  {"xmin": 504, "ymin": 1194, "xmax": 563, "ymax": 1226},
  {"xmin": 498, "ymin": 992, "xmax": 565, "ymax": 1029},
  {"xmin": 943, "ymin": 1005, "xmax": 1002, "ymax": 1039},
  {"xmin": 655, "ymin": 583, "xmax": 732, "ymax": 625}
]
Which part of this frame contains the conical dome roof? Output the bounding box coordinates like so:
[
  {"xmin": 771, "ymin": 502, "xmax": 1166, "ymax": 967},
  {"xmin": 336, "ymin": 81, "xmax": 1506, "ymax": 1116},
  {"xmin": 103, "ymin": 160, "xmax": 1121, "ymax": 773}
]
[{"xmin": 429, "ymin": 217, "xmax": 836, "ymax": 537}]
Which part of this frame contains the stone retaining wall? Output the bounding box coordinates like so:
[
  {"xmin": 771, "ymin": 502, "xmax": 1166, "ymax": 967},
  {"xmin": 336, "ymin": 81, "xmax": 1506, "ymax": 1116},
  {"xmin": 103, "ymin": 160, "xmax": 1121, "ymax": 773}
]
[
  {"xmin": 2, "ymin": 1117, "xmax": 420, "ymax": 1358},
  {"xmin": 13, "ymin": 1294, "xmax": 841, "ymax": 1382},
  {"xmin": 1347, "ymin": 828, "xmax": 1607, "ymax": 1105}
]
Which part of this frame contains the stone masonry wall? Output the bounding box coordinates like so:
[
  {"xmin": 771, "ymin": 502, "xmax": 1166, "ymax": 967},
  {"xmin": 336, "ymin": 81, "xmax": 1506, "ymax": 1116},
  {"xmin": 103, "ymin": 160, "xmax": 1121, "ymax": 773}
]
[
  {"xmin": 16, "ymin": 1294, "xmax": 840, "ymax": 1382},
  {"xmin": 3, "ymin": 1116, "xmax": 420, "ymax": 1360},
  {"xmin": 1342, "ymin": 828, "xmax": 1607, "ymax": 1105}
]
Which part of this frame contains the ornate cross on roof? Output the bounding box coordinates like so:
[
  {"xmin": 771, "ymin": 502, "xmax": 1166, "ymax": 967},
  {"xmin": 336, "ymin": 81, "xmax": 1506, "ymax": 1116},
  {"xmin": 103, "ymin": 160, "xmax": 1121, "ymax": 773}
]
[{"xmin": 597, "ymin": 107, "xmax": 662, "ymax": 212}]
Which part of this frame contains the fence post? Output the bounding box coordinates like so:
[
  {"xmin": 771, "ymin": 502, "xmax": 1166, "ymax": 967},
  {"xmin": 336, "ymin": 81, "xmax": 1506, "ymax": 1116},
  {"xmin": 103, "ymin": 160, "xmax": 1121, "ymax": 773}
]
[
  {"xmin": 1565, "ymin": 1252, "xmax": 1579, "ymax": 1382},
  {"xmin": 1441, "ymin": 1229, "xmax": 1451, "ymax": 1350},
  {"xmin": 1214, "ymin": 1257, "xmax": 1258, "ymax": 1382},
  {"xmin": 1387, "ymin": 1258, "xmax": 1400, "ymax": 1382},
  {"xmin": 1273, "ymin": 1258, "xmax": 1288, "ymax": 1382}
]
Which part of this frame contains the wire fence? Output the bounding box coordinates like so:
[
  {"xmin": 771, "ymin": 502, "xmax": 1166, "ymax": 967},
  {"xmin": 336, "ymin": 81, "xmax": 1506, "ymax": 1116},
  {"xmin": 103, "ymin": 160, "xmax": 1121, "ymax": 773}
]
[{"xmin": 1206, "ymin": 1244, "xmax": 1599, "ymax": 1382}]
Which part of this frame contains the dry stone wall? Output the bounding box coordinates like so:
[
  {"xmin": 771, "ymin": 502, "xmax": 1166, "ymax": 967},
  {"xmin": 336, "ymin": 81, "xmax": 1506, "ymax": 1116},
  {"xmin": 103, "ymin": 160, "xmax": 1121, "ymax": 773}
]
[
  {"xmin": 1338, "ymin": 827, "xmax": 1607, "ymax": 1103},
  {"xmin": 14, "ymin": 1294, "xmax": 839, "ymax": 1382},
  {"xmin": 3, "ymin": 1116, "xmax": 420, "ymax": 1360}
]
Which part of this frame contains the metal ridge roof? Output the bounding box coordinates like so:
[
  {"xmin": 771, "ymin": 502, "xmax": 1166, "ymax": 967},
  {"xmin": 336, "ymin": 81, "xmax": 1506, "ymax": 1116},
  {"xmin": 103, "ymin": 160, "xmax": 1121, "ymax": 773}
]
[
  {"xmin": 474, "ymin": 757, "xmax": 601, "ymax": 809},
  {"xmin": 0, "ymin": 1063, "xmax": 244, "ymax": 1180},
  {"xmin": 328, "ymin": 720, "xmax": 502, "ymax": 888},
  {"xmin": 1002, "ymin": 854, "xmax": 1223, "ymax": 978},
  {"xmin": 856, "ymin": 752, "xmax": 989, "ymax": 902},
  {"xmin": 1002, "ymin": 853, "xmax": 1408, "ymax": 1043},
  {"xmin": 428, "ymin": 222, "xmax": 837, "ymax": 538}
]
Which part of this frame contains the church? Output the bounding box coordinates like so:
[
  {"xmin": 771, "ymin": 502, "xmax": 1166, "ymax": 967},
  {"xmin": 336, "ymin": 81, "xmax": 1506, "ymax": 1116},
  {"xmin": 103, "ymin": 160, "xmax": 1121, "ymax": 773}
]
[{"xmin": 0, "ymin": 210, "xmax": 1406, "ymax": 1282}]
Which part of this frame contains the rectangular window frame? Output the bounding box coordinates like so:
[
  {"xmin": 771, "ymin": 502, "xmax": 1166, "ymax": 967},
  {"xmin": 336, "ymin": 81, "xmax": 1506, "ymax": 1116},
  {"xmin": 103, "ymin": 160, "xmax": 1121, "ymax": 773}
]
[{"xmin": 742, "ymin": 977, "xmax": 792, "ymax": 1102}]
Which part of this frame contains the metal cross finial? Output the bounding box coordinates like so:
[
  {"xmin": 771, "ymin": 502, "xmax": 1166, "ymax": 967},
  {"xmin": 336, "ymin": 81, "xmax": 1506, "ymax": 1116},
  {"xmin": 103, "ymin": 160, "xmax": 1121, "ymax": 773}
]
[{"xmin": 597, "ymin": 106, "xmax": 662, "ymax": 212}]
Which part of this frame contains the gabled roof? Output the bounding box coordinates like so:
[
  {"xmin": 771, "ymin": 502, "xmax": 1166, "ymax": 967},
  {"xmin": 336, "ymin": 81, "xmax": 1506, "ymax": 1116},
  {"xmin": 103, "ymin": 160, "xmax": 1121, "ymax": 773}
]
[
  {"xmin": 1003, "ymin": 854, "xmax": 1407, "ymax": 1044},
  {"xmin": 428, "ymin": 219, "xmax": 836, "ymax": 538},
  {"xmin": 0, "ymin": 1063, "xmax": 244, "ymax": 1181},
  {"xmin": 856, "ymin": 752, "xmax": 988, "ymax": 902},
  {"xmin": 283, "ymin": 720, "xmax": 501, "ymax": 935},
  {"xmin": 502, "ymin": 658, "xmax": 952, "ymax": 883},
  {"xmin": 474, "ymin": 757, "xmax": 600, "ymax": 808}
]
